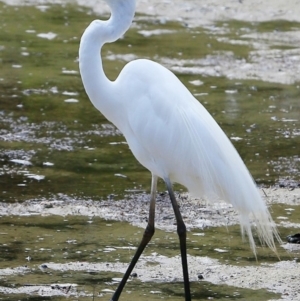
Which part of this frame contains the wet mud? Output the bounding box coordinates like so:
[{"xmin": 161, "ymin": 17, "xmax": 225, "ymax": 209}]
[{"xmin": 0, "ymin": 0, "xmax": 299, "ymax": 300}]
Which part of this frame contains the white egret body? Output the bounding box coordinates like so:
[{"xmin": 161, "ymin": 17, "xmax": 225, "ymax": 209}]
[{"xmin": 79, "ymin": 0, "xmax": 280, "ymax": 300}]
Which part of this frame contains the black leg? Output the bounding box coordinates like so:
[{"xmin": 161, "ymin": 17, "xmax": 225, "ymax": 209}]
[
  {"xmin": 110, "ymin": 175, "xmax": 158, "ymax": 301},
  {"xmin": 165, "ymin": 178, "xmax": 191, "ymax": 301}
]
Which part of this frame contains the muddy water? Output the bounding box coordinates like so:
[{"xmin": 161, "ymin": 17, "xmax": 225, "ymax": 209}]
[
  {"xmin": 0, "ymin": 215, "xmax": 280, "ymax": 300},
  {"xmin": 0, "ymin": 1, "xmax": 299, "ymax": 300}
]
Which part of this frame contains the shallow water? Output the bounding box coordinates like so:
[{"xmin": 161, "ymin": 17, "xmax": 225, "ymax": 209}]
[
  {"xmin": 0, "ymin": 215, "xmax": 282, "ymax": 300},
  {"xmin": 0, "ymin": 3, "xmax": 299, "ymax": 203},
  {"xmin": 0, "ymin": 1, "xmax": 299, "ymax": 300}
]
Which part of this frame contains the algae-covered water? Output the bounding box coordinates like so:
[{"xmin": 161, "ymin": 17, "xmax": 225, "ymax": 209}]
[
  {"xmin": 0, "ymin": 1, "xmax": 299, "ymax": 300},
  {"xmin": 0, "ymin": 3, "xmax": 299, "ymax": 203}
]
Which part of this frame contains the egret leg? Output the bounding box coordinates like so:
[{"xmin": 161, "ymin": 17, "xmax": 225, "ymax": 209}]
[
  {"xmin": 110, "ymin": 175, "xmax": 158, "ymax": 301},
  {"xmin": 165, "ymin": 178, "xmax": 191, "ymax": 301}
]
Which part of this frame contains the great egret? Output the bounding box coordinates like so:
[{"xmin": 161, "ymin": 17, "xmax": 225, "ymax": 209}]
[{"xmin": 79, "ymin": 0, "xmax": 280, "ymax": 300}]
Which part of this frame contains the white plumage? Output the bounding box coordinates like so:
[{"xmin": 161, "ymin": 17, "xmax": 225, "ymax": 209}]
[{"xmin": 79, "ymin": 0, "xmax": 280, "ymax": 300}]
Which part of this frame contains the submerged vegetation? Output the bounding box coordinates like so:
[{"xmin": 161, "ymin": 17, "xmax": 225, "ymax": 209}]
[{"xmin": 0, "ymin": 1, "xmax": 299, "ymax": 300}]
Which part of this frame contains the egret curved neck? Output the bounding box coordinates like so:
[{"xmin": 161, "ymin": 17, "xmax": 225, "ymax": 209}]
[
  {"xmin": 79, "ymin": 36, "xmax": 111, "ymax": 114},
  {"xmin": 79, "ymin": 0, "xmax": 136, "ymax": 121}
]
